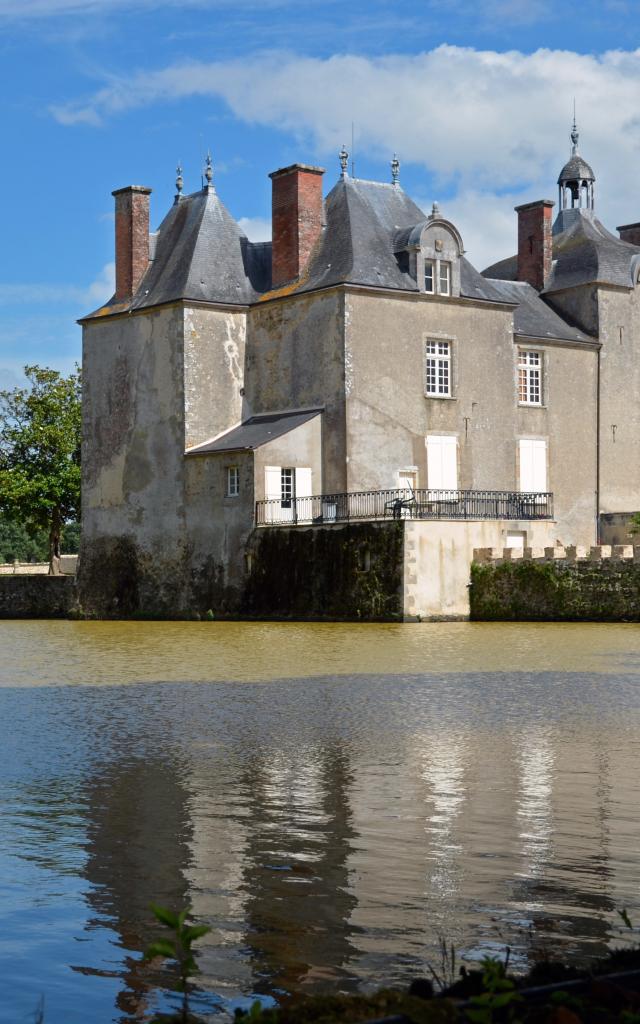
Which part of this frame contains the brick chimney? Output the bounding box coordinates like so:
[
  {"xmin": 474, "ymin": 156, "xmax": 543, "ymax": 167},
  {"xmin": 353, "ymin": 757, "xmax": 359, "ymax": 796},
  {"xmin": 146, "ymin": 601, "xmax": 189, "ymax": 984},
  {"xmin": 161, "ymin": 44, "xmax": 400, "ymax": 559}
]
[
  {"xmin": 515, "ymin": 199, "xmax": 554, "ymax": 291},
  {"xmin": 112, "ymin": 185, "xmax": 152, "ymax": 301},
  {"xmin": 269, "ymin": 164, "xmax": 324, "ymax": 287},
  {"xmin": 617, "ymin": 222, "xmax": 640, "ymax": 245}
]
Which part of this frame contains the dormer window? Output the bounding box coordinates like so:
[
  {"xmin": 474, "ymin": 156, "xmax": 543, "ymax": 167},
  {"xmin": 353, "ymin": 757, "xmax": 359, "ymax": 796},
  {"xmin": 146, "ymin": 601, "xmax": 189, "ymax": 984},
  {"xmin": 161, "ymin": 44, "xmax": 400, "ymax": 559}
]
[{"xmin": 394, "ymin": 211, "xmax": 464, "ymax": 299}]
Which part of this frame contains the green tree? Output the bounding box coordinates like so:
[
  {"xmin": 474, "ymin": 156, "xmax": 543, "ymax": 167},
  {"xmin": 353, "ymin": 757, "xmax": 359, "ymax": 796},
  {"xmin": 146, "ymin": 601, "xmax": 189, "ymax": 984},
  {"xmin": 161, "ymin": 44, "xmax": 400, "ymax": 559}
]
[{"xmin": 0, "ymin": 366, "xmax": 81, "ymax": 574}]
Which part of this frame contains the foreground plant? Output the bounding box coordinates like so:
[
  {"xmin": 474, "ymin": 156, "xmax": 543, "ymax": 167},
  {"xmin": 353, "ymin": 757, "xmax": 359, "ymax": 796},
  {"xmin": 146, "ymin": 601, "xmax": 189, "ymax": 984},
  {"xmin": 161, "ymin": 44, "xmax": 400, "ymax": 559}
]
[{"xmin": 145, "ymin": 904, "xmax": 211, "ymax": 1023}]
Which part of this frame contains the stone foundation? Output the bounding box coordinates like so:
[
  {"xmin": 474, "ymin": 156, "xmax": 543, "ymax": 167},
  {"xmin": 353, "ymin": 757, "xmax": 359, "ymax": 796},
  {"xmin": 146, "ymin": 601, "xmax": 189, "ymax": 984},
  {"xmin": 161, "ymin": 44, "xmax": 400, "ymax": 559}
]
[{"xmin": 0, "ymin": 576, "xmax": 78, "ymax": 618}]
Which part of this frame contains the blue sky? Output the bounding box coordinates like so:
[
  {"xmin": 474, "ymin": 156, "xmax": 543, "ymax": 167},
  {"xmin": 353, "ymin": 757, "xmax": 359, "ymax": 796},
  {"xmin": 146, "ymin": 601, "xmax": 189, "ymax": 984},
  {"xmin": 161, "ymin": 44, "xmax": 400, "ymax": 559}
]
[{"xmin": 1, "ymin": 0, "xmax": 640, "ymax": 388}]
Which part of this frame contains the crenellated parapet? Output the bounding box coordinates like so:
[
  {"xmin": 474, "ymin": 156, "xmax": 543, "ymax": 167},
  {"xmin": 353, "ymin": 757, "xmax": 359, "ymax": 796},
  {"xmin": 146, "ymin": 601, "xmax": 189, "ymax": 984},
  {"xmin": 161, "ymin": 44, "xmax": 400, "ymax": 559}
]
[{"xmin": 473, "ymin": 544, "xmax": 638, "ymax": 565}]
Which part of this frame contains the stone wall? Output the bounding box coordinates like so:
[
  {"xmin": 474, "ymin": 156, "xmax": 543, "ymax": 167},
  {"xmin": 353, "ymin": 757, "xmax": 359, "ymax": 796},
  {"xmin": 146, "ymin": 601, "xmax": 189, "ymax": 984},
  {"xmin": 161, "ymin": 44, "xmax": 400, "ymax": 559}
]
[
  {"xmin": 243, "ymin": 521, "xmax": 404, "ymax": 620},
  {"xmin": 0, "ymin": 576, "xmax": 77, "ymax": 618},
  {"xmin": 470, "ymin": 544, "xmax": 640, "ymax": 621}
]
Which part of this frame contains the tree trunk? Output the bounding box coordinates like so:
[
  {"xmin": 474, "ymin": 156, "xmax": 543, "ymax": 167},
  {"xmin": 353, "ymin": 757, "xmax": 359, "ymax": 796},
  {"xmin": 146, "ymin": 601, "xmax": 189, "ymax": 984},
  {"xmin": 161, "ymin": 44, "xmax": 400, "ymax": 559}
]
[{"xmin": 49, "ymin": 512, "xmax": 62, "ymax": 576}]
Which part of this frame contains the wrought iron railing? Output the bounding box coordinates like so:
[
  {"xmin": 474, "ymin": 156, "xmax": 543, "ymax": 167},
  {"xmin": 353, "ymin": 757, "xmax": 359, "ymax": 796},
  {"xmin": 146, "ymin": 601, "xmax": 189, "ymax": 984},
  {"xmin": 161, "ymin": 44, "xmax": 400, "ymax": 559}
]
[{"xmin": 255, "ymin": 488, "xmax": 553, "ymax": 526}]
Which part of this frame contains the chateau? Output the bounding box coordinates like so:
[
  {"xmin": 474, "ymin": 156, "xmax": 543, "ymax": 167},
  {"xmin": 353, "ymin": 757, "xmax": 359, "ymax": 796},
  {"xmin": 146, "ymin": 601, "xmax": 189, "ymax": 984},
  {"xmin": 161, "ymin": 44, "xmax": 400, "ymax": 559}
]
[{"xmin": 78, "ymin": 126, "xmax": 640, "ymax": 619}]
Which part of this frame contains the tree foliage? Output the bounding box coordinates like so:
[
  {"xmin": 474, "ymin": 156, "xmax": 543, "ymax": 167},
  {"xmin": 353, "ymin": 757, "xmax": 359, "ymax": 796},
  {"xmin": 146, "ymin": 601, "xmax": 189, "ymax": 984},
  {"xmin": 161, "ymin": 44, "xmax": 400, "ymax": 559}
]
[{"xmin": 0, "ymin": 366, "xmax": 81, "ymax": 573}]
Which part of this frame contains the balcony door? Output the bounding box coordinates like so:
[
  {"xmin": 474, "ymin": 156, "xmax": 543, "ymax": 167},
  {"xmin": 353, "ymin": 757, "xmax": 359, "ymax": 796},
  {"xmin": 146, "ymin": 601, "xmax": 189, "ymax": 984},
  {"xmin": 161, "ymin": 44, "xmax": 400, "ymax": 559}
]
[{"xmin": 264, "ymin": 466, "xmax": 312, "ymax": 523}]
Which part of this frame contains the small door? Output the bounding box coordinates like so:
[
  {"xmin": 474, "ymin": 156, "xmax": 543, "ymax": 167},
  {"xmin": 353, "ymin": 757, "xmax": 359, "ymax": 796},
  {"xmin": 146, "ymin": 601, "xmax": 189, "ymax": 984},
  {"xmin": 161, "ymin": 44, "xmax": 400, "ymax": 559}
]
[
  {"xmin": 426, "ymin": 435, "xmax": 458, "ymax": 490},
  {"xmin": 398, "ymin": 470, "xmax": 418, "ymax": 493}
]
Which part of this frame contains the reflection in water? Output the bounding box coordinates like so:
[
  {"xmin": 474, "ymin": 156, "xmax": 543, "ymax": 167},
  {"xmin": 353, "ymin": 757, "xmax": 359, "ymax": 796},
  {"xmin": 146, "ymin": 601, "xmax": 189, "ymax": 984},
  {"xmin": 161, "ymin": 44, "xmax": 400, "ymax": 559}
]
[
  {"xmin": 1, "ymin": 622, "xmax": 640, "ymax": 1023},
  {"xmin": 81, "ymin": 758, "xmax": 193, "ymax": 1022}
]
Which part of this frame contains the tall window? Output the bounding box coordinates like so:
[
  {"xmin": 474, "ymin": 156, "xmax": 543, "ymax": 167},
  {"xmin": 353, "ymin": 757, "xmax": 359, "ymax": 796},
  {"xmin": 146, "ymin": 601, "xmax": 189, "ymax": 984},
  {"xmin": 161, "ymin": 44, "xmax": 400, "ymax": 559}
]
[
  {"xmin": 425, "ymin": 260, "xmax": 435, "ymax": 293},
  {"xmin": 226, "ymin": 466, "xmax": 239, "ymax": 497},
  {"xmin": 281, "ymin": 467, "xmax": 294, "ymax": 507},
  {"xmin": 518, "ymin": 350, "xmax": 542, "ymax": 405},
  {"xmin": 425, "ymin": 340, "xmax": 451, "ymax": 397},
  {"xmin": 439, "ymin": 261, "xmax": 451, "ymax": 296}
]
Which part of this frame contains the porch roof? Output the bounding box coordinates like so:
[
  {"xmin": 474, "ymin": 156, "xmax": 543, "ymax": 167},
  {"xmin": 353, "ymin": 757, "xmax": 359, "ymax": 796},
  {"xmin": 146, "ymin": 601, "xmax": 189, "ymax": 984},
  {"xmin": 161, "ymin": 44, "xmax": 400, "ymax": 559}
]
[{"xmin": 186, "ymin": 408, "xmax": 322, "ymax": 455}]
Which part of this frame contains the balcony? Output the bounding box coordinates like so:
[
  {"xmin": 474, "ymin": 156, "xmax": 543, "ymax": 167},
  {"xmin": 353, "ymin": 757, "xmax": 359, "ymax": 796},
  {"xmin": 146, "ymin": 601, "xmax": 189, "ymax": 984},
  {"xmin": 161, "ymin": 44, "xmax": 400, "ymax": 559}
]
[{"xmin": 255, "ymin": 488, "xmax": 554, "ymax": 526}]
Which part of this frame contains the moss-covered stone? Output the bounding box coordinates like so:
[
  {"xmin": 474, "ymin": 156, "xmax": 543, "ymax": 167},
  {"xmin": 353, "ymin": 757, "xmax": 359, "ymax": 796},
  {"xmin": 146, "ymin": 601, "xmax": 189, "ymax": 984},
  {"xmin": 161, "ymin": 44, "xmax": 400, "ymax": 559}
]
[
  {"xmin": 242, "ymin": 522, "xmax": 404, "ymax": 621},
  {"xmin": 470, "ymin": 558, "xmax": 640, "ymax": 621}
]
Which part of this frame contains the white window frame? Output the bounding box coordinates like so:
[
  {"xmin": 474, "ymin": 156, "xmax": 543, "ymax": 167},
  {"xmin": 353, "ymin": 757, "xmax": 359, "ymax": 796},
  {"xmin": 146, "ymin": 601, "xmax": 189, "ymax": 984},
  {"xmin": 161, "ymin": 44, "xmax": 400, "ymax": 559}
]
[
  {"xmin": 424, "ymin": 259, "xmax": 435, "ymax": 294},
  {"xmin": 226, "ymin": 465, "xmax": 240, "ymax": 497},
  {"xmin": 281, "ymin": 467, "xmax": 294, "ymax": 507},
  {"xmin": 518, "ymin": 349, "xmax": 542, "ymax": 406},
  {"xmin": 438, "ymin": 260, "xmax": 451, "ymax": 296},
  {"xmin": 425, "ymin": 339, "xmax": 452, "ymax": 397}
]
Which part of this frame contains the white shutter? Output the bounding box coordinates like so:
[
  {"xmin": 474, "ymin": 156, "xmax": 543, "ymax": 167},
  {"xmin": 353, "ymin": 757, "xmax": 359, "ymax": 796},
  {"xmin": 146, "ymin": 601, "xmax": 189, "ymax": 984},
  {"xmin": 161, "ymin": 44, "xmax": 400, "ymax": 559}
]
[
  {"xmin": 519, "ymin": 440, "xmax": 547, "ymax": 492},
  {"xmin": 532, "ymin": 440, "xmax": 547, "ymax": 491},
  {"xmin": 427, "ymin": 435, "xmax": 458, "ymax": 490},
  {"xmin": 264, "ymin": 466, "xmax": 281, "ymax": 523},
  {"xmin": 265, "ymin": 466, "xmax": 281, "ymax": 499},
  {"xmin": 295, "ymin": 467, "xmax": 312, "ymax": 498}
]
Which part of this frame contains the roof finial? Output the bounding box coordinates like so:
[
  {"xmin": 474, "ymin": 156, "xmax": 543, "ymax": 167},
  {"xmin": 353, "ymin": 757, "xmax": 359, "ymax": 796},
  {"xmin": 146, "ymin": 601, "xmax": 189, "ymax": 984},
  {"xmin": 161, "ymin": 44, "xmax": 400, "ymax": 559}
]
[
  {"xmin": 430, "ymin": 200, "xmax": 440, "ymax": 219},
  {"xmin": 204, "ymin": 150, "xmax": 214, "ymax": 190},
  {"xmin": 571, "ymin": 100, "xmax": 579, "ymax": 154},
  {"xmin": 391, "ymin": 153, "xmax": 400, "ymax": 186},
  {"xmin": 339, "ymin": 144, "xmax": 349, "ymax": 178},
  {"xmin": 175, "ymin": 162, "xmax": 183, "ymax": 201}
]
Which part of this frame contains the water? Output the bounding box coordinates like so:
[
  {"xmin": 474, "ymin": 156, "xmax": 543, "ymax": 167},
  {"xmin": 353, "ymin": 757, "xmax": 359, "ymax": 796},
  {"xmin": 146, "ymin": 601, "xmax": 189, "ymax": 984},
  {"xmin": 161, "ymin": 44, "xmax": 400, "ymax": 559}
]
[{"xmin": 2, "ymin": 620, "xmax": 640, "ymax": 1022}]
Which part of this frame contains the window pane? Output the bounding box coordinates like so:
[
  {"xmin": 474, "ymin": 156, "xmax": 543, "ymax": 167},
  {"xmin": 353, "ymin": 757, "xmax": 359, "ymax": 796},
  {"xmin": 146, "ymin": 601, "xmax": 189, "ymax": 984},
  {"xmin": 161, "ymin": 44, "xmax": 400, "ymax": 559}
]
[
  {"xmin": 425, "ymin": 340, "xmax": 451, "ymax": 396},
  {"xmin": 439, "ymin": 261, "xmax": 451, "ymax": 295},
  {"xmin": 518, "ymin": 350, "xmax": 542, "ymax": 404},
  {"xmin": 227, "ymin": 466, "xmax": 239, "ymax": 496},
  {"xmin": 425, "ymin": 261, "xmax": 434, "ymax": 293},
  {"xmin": 281, "ymin": 468, "xmax": 293, "ymax": 506}
]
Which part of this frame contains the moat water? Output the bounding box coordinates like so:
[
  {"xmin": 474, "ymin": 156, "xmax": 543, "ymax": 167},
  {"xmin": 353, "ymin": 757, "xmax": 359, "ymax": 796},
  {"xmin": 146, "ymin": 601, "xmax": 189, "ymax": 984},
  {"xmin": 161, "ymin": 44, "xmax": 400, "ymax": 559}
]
[{"xmin": 2, "ymin": 620, "xmax": 640, "ymax": 1023}]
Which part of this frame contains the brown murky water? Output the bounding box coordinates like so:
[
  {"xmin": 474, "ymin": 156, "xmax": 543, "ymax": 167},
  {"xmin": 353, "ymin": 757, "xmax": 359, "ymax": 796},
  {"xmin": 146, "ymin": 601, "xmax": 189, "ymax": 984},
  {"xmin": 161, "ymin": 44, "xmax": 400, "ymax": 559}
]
[{"xmin": 1, "ymin": 621, "xmax": 640, "ymax": 1023}]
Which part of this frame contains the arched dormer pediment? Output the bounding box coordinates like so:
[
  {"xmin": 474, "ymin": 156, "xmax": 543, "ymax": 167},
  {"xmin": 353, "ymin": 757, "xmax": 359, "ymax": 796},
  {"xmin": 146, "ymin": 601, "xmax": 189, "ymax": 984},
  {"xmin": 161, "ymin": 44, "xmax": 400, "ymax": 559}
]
[{"xmin": 395, "ymin": 210, "xmax": 464, "ymax": 297}]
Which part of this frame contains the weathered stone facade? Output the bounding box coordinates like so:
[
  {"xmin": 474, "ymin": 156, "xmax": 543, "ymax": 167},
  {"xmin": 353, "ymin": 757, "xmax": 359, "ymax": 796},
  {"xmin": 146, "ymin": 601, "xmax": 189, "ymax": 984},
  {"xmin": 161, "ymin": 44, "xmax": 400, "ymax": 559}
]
[{"xmin": 78, "ymin": 127, "xmax": 640, "ymax": 620}]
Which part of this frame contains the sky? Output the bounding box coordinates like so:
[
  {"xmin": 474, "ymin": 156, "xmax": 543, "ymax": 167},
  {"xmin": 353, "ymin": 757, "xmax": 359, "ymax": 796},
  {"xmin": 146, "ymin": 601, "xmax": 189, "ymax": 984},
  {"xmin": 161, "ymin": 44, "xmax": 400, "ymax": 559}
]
[{"xmin": 2, "ymin": 0, "xmax": 640, "ymax": 389}]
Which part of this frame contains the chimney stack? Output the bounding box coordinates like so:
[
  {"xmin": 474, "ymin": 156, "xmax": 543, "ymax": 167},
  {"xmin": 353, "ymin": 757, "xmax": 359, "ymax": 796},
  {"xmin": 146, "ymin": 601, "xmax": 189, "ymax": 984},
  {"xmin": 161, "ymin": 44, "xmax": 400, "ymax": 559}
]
[
  {"xmin": 112, "ymin": 185, "xmax": 152, "ymax": 301},
  {"xmin": 515, "ymin": 199, "xmax": 554, "ymax": 292},
  {"xmin": 269, "ymin": 164, "xmax": 324, "ymax": 288},
  {"xmin": 617, "ymin": 222, "xmax": 640, "ymax": 246}
]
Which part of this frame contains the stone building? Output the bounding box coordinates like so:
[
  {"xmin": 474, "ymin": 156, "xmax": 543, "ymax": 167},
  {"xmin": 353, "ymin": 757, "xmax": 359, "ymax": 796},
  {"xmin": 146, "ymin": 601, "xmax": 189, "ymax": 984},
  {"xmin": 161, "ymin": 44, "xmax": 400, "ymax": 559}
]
[{"xmin": 78, "ymin": 125, "xmax": 640, "ymax": 619}]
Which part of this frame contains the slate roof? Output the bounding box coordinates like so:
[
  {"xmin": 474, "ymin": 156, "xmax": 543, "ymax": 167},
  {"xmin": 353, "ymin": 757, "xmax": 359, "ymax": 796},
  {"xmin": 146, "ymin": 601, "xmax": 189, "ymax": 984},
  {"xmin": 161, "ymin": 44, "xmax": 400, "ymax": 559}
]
[
  {"xmin": 558, "ymin": 154, "xmax": 595, "ymax": 184},
  {"xmin": 483, "ymin": 209, "xmax": 640, "ymax": 294},
  {"xmin": 84, "ymin": 186, "xmax": 271, "ymax": 318},
  {"xmin": 186, "ymin": 409, "xmax": 323, "ymax": 455},
  {"xmin": 83, "ymin": 171, "xmax": 594, "ymax": 345},
  {"xmin": 484, "ymin": 280, "xmax": 591, "ymax": 344}
]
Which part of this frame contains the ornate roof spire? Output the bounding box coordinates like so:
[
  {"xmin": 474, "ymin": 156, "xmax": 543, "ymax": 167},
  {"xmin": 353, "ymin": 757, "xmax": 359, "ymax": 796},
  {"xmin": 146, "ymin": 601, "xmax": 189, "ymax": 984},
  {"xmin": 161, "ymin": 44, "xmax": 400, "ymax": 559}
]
[
  {"xmin": 175, "ymin": 162, "xmax": 183, "ymax": 201},
  {"xmin": 391, "ymin": 153, "xmax": 400, "ymax": 186},
  {"xmin": 339, "ymin": 144, "xmax": 349, "ymax": 178},
  {"xmin": 571, "ymin": 101, "xmax": 579, "ymax": 154},
  {"xmin": 204, "ymin": 150, "xmax": 214, "ymax": 190}
]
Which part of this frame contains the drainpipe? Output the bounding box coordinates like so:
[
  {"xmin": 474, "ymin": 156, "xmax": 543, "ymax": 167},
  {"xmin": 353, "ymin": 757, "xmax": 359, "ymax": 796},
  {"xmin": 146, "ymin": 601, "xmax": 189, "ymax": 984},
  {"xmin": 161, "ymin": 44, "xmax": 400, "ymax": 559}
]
[{"xmin": 596, "ymin": 346, "xmax": 601, "ymax": 544}]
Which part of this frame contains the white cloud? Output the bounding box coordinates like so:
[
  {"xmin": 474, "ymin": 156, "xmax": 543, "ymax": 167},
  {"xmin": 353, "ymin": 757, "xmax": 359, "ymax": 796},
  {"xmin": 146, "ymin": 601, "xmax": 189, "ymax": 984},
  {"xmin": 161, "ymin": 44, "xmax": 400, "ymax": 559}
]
[
  {"xmin": 0, "ymin": 262, "xmax": 114, "ymax": 308},
  {"xmin": 50, "ymin": 47, "xmax": 640, "ymax": 246},
  {"xmin": 237, "ymin": 216, "xmax": 271, "ymax": 242}
]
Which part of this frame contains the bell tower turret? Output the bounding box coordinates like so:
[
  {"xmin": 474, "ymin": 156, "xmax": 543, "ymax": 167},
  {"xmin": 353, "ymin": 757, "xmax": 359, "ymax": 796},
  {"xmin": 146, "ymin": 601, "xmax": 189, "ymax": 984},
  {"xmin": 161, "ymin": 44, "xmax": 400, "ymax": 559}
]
[{"xmin": 557, "ymin": 117, "xmax": 595, "ymax": 213}]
